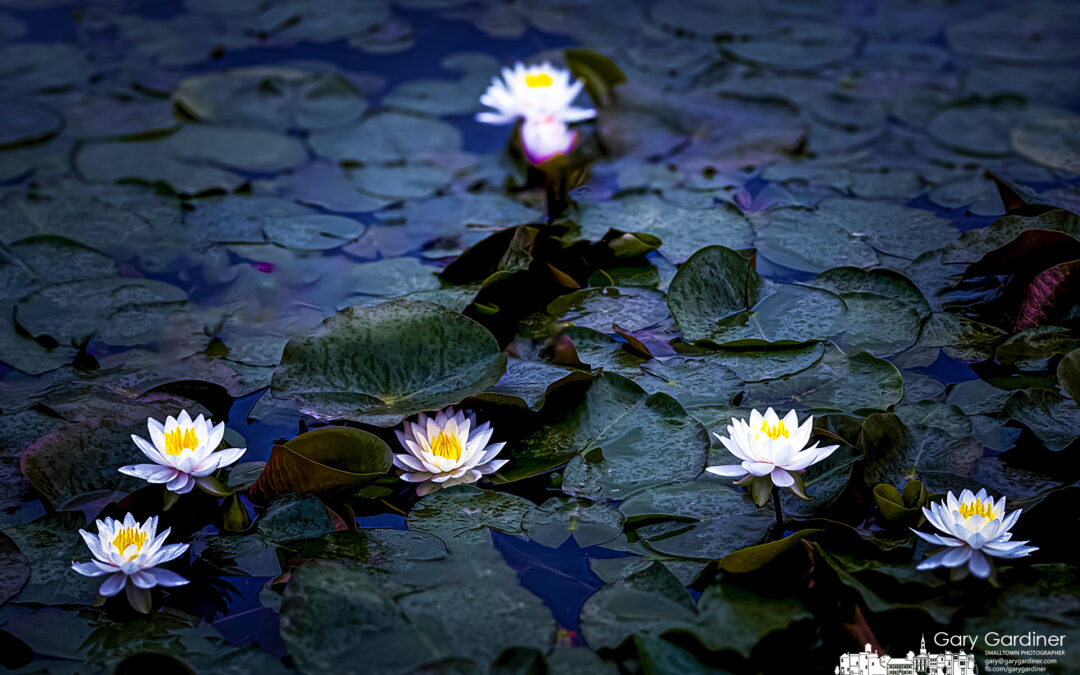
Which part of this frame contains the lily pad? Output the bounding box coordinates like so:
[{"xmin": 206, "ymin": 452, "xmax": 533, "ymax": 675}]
[
  {"xmin": 568, "ymin": 195, "xmax": 754, "ymax": 264},
  {"xmin": 263, "ymin": 214, "xmax": 366, "ymax": 250},
  {"xmin": 522, "ymin": 373, "xmax": 709, "ymax": 500},
  {"xmin": 756, "ymin": 200, "xmax": 957, "ymax": 273},
  {"xmin": 309, "ymin": 112, "xmax": 462, "ymax": 163},
  {"xmin": 281, "ymin": 552, "xmax": 555, "ymax": 675},
  {"xmin": 174, "ymin": 66, "xmax": 367, "ymax": 130},
  {"xmin": 522, "ymin": 497, "xmax": 624, "ymax": 549},
  {"xmin": 478, "ymin": 358, "xmax": 597, "ymax": 410},
  {"xmin": 860, "ymin": 413, "xmax": 984, "ymax": 491},
  {"xmin": 1003, "ymin": 389, "xmax": 1080, "ymax": 451},
  {"xmin": 741, "ymin": 346, "xmax": 903, "ymax": 413},
  {"xmin": 249, "ymin": 426, "xmax": 393, "ymax": 502},
  {"xmin": 547, "ymin": 286, "xmax": 670, "ymax": 333},
  {"xmin": 620, "ymin": 481, "xmax": 774, "ymax": 560},
  {"xmin": 1011, "ymin": 114, "xmax": 1080, "ymax": 174},
  {"xmin": 0, "ymin": 530, "xmax": 29, "ymax": 606},
  {"xmin": 666, "ymin": 245, "xmax": 761, "ymax": 343},
  {"xmin": 271, "ymin": 299, "xmax": 507, "ymax": 425},
  {"xmin": 0, "ymin": 100, "xmax": 62, "ymax": 149},
  {"xmin": 0, "ymin": 513, "xmax": 100, "ymax": 605},
  {"xmin": 14, "ymin": 277, "xmax": 191, "ymax": 347},
  {"xmin": 406, "ymin": 485, "xmax": 533, "ymax": 549}
]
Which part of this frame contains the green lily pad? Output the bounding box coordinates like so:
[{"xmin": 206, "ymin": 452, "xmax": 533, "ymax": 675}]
[
  {"xmin": 741, "ymin": 345, "xmax": 903, "ymax": 413},
  {"xmin": 75, "ymin": 139, "xmax": 245, "ymax": 195},
  {"xmin": 756, "ymin": 199, "xmax": 957, "ymax": 273},
  {"xmin": 201, "ymin": 492, "xmax": 335, "ymax": 576},
  {"xmin": 407, "ymin": 485, "xmax": 533, "ymax": 550},
  {"xmin": 705, "ymin": 343, "xmax": 826, "ymax": 382},
  {"xmin": 536, "ymin": 373, "xmax": 709, "ymax": 500},
  {"xmin": 309, "ymin": 112, "xmax": 462, "ymax": 163},
  {"xmin": 718, "ymin": 529, "xmax": 823, "ymax": 574},
  {"xmin": 836, "ymin": 292, "xmax": 922, "ymax": 356},
  {"xmin": 1059, "ymin": 348, "xmax": 1080, "ymax": 403},
  {"xmin": 666, "ymin": 245, "xmax": 761, "ymax": 342},
  {"xmin": 249, "ymin": 426, "xmax": 393, "ymax": 502},
  {"xmin": 174, "ymin": 66, "xmax": 367, "ymax": 130},
  {"xmin": 860, "ymin": 413, "xmax": 984, "ymax": 491},
  {"xmin": 522, "ymin": 497, "xmax": 625, "ymax": 549},
  {"xmin": 0, "ymin": 513, "xmax": 100, "ymax": 605},
  {"xmin": 14, "ymin": 277, "xmax": 190, "ymax": 347},
  {"xmin": 567, "ymin": 195, "xmax": 754, "ymax": 264},
  {"xmin": 1003, "ymin": 389, "xmax": 1080, "ymax": 451},
  {"xmin": 547, "ymin": 286, "xmax": 670, "ymax": 333},
  {"xmin": 161, "ymin": 124, "xmax": 308, "ymax": 172},
  {"xmin": 271, "ymin": 299, "xmax": 507, "ymax": 425},
  {"xmin": 0, "ymin": 530, "xmax": 29, "ymax": 606},
  {"xmin": 0, "ymin": 100, "xmax": 62, "ymax": 149},
  {"xmin": 478, "ymin": 358, "xmax": 598, "ymax": 410},
  {"xmin": 281, "ymin": 551, "xmax": 555, "ymax": 675},
  {"xmin": 620, "ymin": 481, "xmax": 773, "ymax": 560},
  {"xmin": 947, "ymin": 7, "xmax": 1080, "ymax": 64},
  {"xmin": 779, "ymin": 445, "xmax": 859, "ymax": 518},
  {"xmin": 263, "ymin": 214, "xmax": 366, "ymax": 250},
  {"xmin": 1012, "ymin": 114, "xmax": 1080, "ymax": 174}
]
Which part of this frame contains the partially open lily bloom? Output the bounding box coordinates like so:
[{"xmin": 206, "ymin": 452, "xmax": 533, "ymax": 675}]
[
  {"xmin": 476, "ymin": 61, "xmax": 595, "ymax": 128},
  {"xmin": 120, "ymin": 410, "xmax": 245, "ymax": 495},
  {"xmin": 393, "ymin": 407, "xmax": 508, "ymax": 496},
  {"xmin": 71, "ymin": 513, "xmax": 189, "ymax": 613},
  {"xmin": 911, "ymin": 489, "xmax": 1037, "ymax": 579},
  {"xmin": 706, "ymin": 408, "xmax": 838, "ymax": 505},
  {"xmin": 520, "ymin": 117, "xmax": 578, "ymax": 165}
]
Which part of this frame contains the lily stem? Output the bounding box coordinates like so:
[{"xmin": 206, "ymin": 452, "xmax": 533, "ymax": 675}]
[{"xmin": 772, "ymin": 486, "xmax": 784, "ymax": 537}]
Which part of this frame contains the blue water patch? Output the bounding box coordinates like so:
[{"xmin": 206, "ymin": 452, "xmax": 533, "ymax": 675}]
[{"xmin": 492, "ymin": 531, "xmax": 628, "ymax": 634}]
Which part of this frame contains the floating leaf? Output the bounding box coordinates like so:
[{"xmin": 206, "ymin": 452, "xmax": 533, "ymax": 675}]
[
  {"xmin": 718, "ymin": 529, "xmax": 822, "ymax": 574},
  {"xmin": 1003, "ymin": 389, "xmax": 1080, "ymax": 451},
  {"xmin": 0, "ymin": 513, "xmax": 100, "ymax": 605},
  {"xmin": 742, "ymin": 346, "xmax": 903, "ymax": 414},
  {"xmin": 249, "ymin": 426, "xmax": 392, "ymax": 502},
  {"xmin": 1059, "ymin": 348, "xmax": 1080, "ymax": 403},
  {"xmin": 271, "ymin": 299, "xmax": 507, "ymax": 425},
  {"xmin": 620, "ymin": 481, "xmax": 773, "ymax": 560},
  {"xmin": 522, "ymin": 497, "xmax": 624, "ymax": 549}
]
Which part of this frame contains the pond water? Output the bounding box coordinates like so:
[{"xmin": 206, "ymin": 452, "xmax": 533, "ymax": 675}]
[{"xmin": 1, "ymin": 1, "xmax": 1079, "ymax": 674}]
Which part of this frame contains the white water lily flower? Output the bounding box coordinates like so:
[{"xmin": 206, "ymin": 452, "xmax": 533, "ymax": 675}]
[
  {"xmin": 911, "ymin": 489, "xmax": 1037, "ymax": 579},
  {"xmin": 520, "ymin": 116, "xmax": 579, "ymax": 165},
  {"xmin": 71, "ymin": 512, "xmax": 189, "ymax": 612},
  {"xmin": 706, "ymin": 407, "xmax": 839, "ymax": 505},
  {"xmin": 120, "ymin": 410, "xmax": 245, "ymax": 495},
  {"xmin": 477, "ymin": 61, "xmax": 595, "ymax": 127},
  {"xmin": 393, "ymin": 407, "xmax": 508, "ymax": 496}
]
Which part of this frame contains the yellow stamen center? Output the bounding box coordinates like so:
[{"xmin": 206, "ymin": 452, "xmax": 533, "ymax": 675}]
[
  {"xmin": 112, "ymin": 527, "xmax": 147, "ymax": 558},
  {"xmin": 164, "ymin": 427, "xmax": 199, "ymax": 456},
  {"xmin": 759, "ymin": 420, "xmax": 789, "ymax": 441},
  {"xmin": 525, "ymin": 73, "xmax": 553, "ymax": 88},
  {"xmin": 958, "ymin": 498, "xmax": 996, "ymax": 522},
  {"xmin": 430, "ymin": 431, "xmax": 462, "ymax": 462}
]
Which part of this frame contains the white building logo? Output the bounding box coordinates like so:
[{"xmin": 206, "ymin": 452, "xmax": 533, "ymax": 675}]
[{"xmin": 836, "ymin": 635, "xmax": 978, "ymax": 675}]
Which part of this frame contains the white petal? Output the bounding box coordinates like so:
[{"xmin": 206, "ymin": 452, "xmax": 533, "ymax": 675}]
[
  {"xmin": 130, "ymin": 570, "xmax": 158, "ymax": 589},
  {"xmin": 743, "ymin": 461, "xmax": 774, "ymax": 476},
  {"xmin": 166, "ymin": 473, "xmax": 195, "ymax": 494},
  {"xmin": 119, "ymin": 464, "xmax": 178, "ymax": 483},
  {"xmin": 146, "ymin": 568, "xmax": 188, "ymax": 587},
  {"xmin": 770, "ymin": 467, "xmax": 794, "ymax": 487},
  {"xmin": 99, "ymin": 572, "xmax": 127, "ymax": 597},
  {"xmin": 968, "ymin": 550, "xmax": 992, "ymax": 578},
  {"xmin": 705, "ymin": 465, "xmax": 747, "ymax": 477},
  {"xmin": 72, "ymin": 561, "xmax": 109, "ymax": 577}
]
